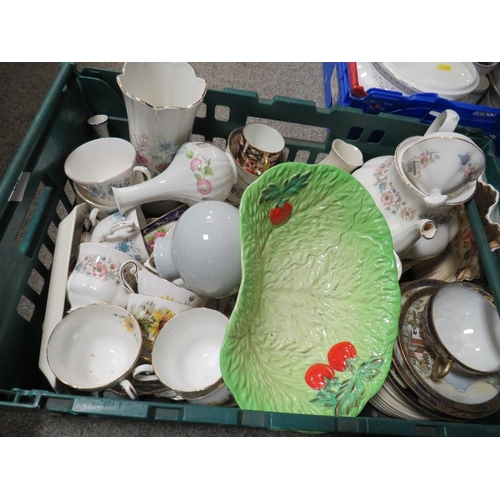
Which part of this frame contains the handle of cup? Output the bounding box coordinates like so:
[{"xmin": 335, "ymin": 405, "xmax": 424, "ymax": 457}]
[
  {"xmin": 260, "ymin": 155, "xmax": 271, "ymax": 174},
  {"xmin": 133, "ymin": 165, "xmax": 152, "ymax": 182},
  {"xmin": 99, "ymin": 220, "xmax": 138, "ymax": 242},
  {"xmin": 119, "ymin": 259, "xmax": 140, "ymax": 293},
  {"xmin": 89, "ymin": 207, "xmax": 102, "ymax": 227},
  {"xmin": 119, "ymin": 379, "xmax": 139, "ymax": 400},
  {"xmin": 424, "ymin": 109, "xmax": 460, "ymax": 136},
  {"xmin": 432, "ymin": 357, "xmax": 453, "ymax": 379},
  {"xmin": 133, "ymin": 363, "xmax": 159, "ymax": 383}
]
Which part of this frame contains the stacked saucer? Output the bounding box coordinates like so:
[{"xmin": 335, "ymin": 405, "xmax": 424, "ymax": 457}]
[{"xmin": 371, "ymin": 279, "xmax": 500, "ymax": 421}]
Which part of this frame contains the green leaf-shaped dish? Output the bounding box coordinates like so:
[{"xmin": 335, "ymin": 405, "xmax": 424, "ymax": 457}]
[{"xmin": 220, "ymin": 162, "xmax": 401, "ymax": 417}]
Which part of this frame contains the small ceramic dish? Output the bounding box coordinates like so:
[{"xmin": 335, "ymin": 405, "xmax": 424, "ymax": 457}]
[
  {"xmin": 140, "ymin": 203, "xmax": 187, "ymax": 254},
  {"xmin": 219, "ymin": 162, "xmax": 401, "ymax": 418},
  {"xmin": 426, "ymin": 281, "xmax": 500, "ymax": 376},
  {"xmin": 476, "ymin": 172, "xmax": 500, "ymax": 253}
]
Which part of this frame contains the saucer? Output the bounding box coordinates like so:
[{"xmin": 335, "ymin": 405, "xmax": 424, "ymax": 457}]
[{"xmin": 74, "ymin": 183, "xmax": 118, "ymax": 216}]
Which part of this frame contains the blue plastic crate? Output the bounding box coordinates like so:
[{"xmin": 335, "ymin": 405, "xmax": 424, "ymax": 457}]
[{"xmin": 323, "ymin": 62, "xmax": 500, "ymax": 154}]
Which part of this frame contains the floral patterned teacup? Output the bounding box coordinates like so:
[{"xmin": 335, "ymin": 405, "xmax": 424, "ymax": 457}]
[
  {"xmin": 125, "ymin": 293, "xmax": 192, "ymax": 359},
  {"xmin": 64, "ymin": 137, "xmax": 152, "ymax": 206},
  {"xmin": 66, "ymin": 243, "xmax": 138, "ymax": 311},
  {"xmin": 88, "ymin": 207, "xmax": 149, "ymax": 263}
]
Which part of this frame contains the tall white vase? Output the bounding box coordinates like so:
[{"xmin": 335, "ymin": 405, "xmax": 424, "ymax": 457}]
[
  {"xmin": 117, "ymin": 62, "xmax": 207, "ymax": 177},
  {"xmin": 112, "ymin": 142, "xmax": 238, "ymax": 214}
]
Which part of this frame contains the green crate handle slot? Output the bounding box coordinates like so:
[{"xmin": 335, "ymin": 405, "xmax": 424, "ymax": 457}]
[{"xmin": 0, "ymin": 63, "xmax": 78, "ymax": 226}]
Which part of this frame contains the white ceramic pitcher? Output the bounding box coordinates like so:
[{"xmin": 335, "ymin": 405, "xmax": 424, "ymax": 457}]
[{"xmin": 117, "ymin": 62, "xmax": 207, "ymax": 177}]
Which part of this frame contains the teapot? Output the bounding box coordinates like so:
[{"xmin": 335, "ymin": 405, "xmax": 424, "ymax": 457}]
[
  {"xmin": 352, "ymin": 154, "xmax": 460, "ymax": 263},
  {"xmin": 351, "ymin": 110, "xmax": 470, "ymax": 264}
]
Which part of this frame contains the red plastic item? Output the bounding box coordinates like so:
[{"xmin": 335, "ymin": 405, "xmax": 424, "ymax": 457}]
[{"xmin": 347, "ymin": 62, "xmax": 368, "ymax": 98}]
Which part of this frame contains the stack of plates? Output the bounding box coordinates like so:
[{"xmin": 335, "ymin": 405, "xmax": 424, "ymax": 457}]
[
  {"xmin": 480, "ymin": 64, "xmax": 500, "ymax": 108},
  {"xmin": 371, "ymin": 279, "xmax": 500, "ymax": 421}
]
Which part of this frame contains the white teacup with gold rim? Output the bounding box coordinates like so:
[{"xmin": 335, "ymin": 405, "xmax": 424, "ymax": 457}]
[
  {"xmin": 425, "ymin": 282, "xmax": 500, "ymax": 378},
  {"xmin": 132, "ymin": 307, "xmax": 233, "ymax": 405},
  {"xmin": 46, "ymin": 304, "xmax": 142, "ymax": 399}
]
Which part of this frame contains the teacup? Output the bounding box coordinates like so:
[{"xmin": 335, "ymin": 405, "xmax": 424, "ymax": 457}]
[
  {"xmin": 398, "ymin": 132, "xmax": 485, "ymax": 207},
  {"xmin": 66, "ymin": 243, "xmax": 135, "ymax": 311},
  {"xmin": 225, "ymin": 127, "xmax": 286, "ymax": 206},
  {"xmin": 320, "ymin": 139, "xmax": 363, "ymax": 174},
  {"xmin": 235, "ymin": 122, "xmax": 285, "ymax": 176},
  {"xmin": 132, "ymin": 307, "xmax": 233, "ymax": 405},
  {"xmin": 119, "ymin": 259, "xmax": 208, "ymax": 307},
  {"xmin": 46, "ymin": 304, "xmax": 142, "ymax": 399},
  {"xmin": 64, "ymin": 137, "xmax": 152, "ymax": 206},
  {"xmin": 425, "ymin": 282, "xmax": 500, "ymax": 377},
  {"xmin": 88, "ymin": 207, "xmax": 149, "ymax": 263},
  {"xmin": 153, "ymin": 201, "xmax": 241, "ymax": 298},
  {"xmin": 125, "ymin": 293, "xmax": 193, "ymax": 357}
]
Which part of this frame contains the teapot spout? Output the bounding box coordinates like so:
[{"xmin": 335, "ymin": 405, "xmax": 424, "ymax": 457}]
[{"xmin": 391, "ymin": 219, "xmax": 437, "ymax": 258}]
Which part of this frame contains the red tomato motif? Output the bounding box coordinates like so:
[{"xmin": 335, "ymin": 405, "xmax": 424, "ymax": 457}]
[
  {"xmin": 327, "ymin": 341, "xmax": 357, "ymax": 371},
  {"xmin": 270, "ymin": 202, "xmax": 293, "ymax": 226},
  {"xmin": 305, "ymin": 363, "xmax": 335, "ymax": 390}
]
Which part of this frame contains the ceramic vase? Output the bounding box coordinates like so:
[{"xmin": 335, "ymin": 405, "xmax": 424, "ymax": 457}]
[
  {"xmin": 117, "ymin": 62, "xmax": 207, "ymax": 177},
  {"xmin": 112, "ymin": 142, "xmax": 238, "ymax": 214}
]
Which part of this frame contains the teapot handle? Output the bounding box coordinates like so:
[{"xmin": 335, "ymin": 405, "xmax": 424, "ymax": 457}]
[{"xmin": 424, "ymin": 109, "xmax": 460, "ymax": 136}]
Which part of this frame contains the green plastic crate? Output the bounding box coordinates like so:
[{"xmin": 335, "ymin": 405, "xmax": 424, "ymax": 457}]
[{"xmin": 2, "ymin": 62, "xmax": 500, "ymax": 436}]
